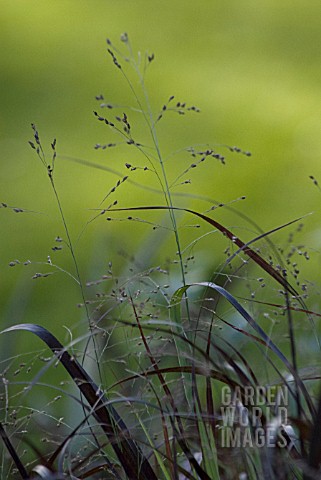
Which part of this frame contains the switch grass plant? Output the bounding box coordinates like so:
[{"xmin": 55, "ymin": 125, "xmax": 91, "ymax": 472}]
[{"xmin": 1, "ymin": 34, "xmax": 321, "ymax": 479}]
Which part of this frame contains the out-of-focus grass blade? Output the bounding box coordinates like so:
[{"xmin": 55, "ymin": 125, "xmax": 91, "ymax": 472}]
[
  {"xmin": 307, "ymin": 389, "xmax": 321, "ymax": 475},
  {"xmin": 198, "ymin": 419, "xmax": 219, "ymax": 480},
  {"xmin": 1, "ymin": 323, "xmax": 157, "ymax": 480}
]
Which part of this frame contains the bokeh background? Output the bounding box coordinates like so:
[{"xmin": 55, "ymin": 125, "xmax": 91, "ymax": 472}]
[{"xmin": 1, "ymin": 0, "xmax": 321, "ymax": 347}]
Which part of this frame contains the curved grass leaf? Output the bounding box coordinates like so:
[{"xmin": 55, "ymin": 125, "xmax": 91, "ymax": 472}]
[
  {"xmin": 109, "ymin": 205, "xmax": 301, "ymax": 295},
  {"xmin": 237, "ymin": 296, "xmax": 321, "ymax": 319},
  {"xmin": 0, "ymin": 323, "xmax": 157, "ymax": 480},
  {"xmin": 170, "ymin": 283, "xmax": 316, "ymax": 419},
  {"xmin": 111, "ymin": 365, "xmax": 240, "ymax": 392}
]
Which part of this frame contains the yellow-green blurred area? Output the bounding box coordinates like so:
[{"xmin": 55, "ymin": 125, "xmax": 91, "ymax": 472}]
[{"xmin": 1, "ymin": 1, "xmax": 321, "ymax": 360}]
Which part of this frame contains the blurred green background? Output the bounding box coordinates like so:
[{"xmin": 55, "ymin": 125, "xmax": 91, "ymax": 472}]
[{"xmin": 1, "ymin": 0, "xmax": 321, "ymax": 345}]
